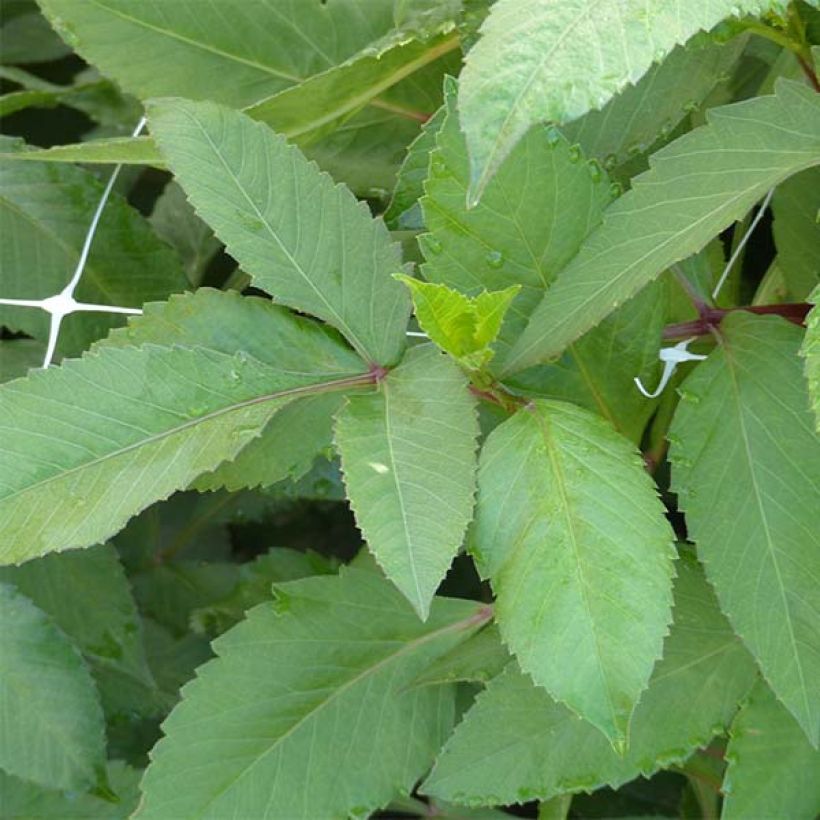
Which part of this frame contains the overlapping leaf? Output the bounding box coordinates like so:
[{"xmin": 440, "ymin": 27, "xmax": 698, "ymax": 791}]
[
  {"xmin": 472, "ymin": 400, "xmax": 675, "ymax": 743},
  {"xmin": 457, "ymin": 0, "xmax": 779, "ymax": 200},
  {"xmin": 0, "ymin": 582, "xmax": 106, "ymax": 791},
  {"xmin": 100, "ymin": 289, "xmax": 353, "ymax": 492},
  {"xmin": 136, "ymin": 566, "xmax": 489, "ymax": 819},
  {"xmin": 0, "ymin": 544, "xmax": 158, "ymax": 717},
  {"xmin": 336, "ymin": 344, "xmax": 478, "ymax": 618},
  {"xmin": 772, "ymin": 166, "xmax": 820, "ymax": 299},
  {"xmin": 423, "ymin": 557, "xmax": 758, "ymax": 805},
  {"xmin": 0, "ymin": 761, "xmax": 140, "ymax": 819},
  {"xmin": 0, "ymin": 137, "xmax": 185, "ymax": 357},
  {"xmin": 0, "ymin": 296, "xmax": 367, "ymax": 564},
  {"xmin": 506, "ymin": 80, "xmax": 820, "ymax": 374},
  {"xmin": 420, "ymin": 82, "xmax": 664, "ymax": 437},
  {"xmin": 670, "ymin": 313, "xmax": 820, "ymax": 745},
  {"xmin": 148, "ymin": 98, "xmax": 410, "ymax": 364},
  {"xmin": 722, "ymin": 680, "xmax": 820, "ymax": 819}
]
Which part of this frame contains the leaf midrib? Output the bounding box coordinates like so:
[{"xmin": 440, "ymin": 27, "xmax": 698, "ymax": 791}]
[
  {"xmin": 192, "ymin": 605, "xmax": 485, "ymax": 815},
  {"xmin": 721, "ymin": 336, "xmax": 811, "ymax": 727},
  {"xmin": 0, "ymin": 371, "xmax": 366, "ymax": 507},
  {"xmin": 531, "ymin": 407, "xmax": 619, "ymax": 734}
]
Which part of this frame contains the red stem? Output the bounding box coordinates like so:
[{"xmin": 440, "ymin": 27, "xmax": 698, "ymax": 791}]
[{"xmin": 663, "ymin": 303, "xmax": 810, "ymax": 340}]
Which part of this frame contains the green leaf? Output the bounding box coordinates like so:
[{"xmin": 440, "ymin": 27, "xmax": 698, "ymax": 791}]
[
  {"xmin": 722, "ymin": 680, "xmax": 820, "ymax": 819},
  {"xmin": 0, "ymin": 338, "xmax": 42, "ymax": 383},
  {"xmin": 37, "ymin": 0, "xmax": 406, "ymax": 107},
  {"xmin": 802, "ymin": 285, "xmax": 820, "ymax": 430},
  {"xmin": 506, "ymin": 80, "xmax": 820, "ymax": 374},
  {"xmin": 422, "ymin": 80, "xmax": 665, "ymax": 439},
  {"xmin": 772, "ymin": 166, "xmax": 820, "ymax": 299},
  {"xmin": 562, "ymin": 36, "xmax": 746, "ymax": 170},
  {"xmin": 149, "ymin": 181, "xmax": 221, "ymax": 287},
  {"xmin": 422, "ymin": 556, "xmax": 758, "ymax": 805},
  {"xmin": 669, "ymin": 313, "xmax": 820, "ymax": 745},
  {"xmin": 0, "ymin": 582, "xmax": 106, "ymax": 791},
  {"xmin": 421, "ymin": 79, "xmax": 612, "ymax": 367},
  {"xmin": 396, "ymin": 275, "xmax": 520, "ymax": 368},
  {"xmin": 148, "ymin": 98, "xmax": 411, "ymax": 365},
  {"xmin": 136, "ymin": 566, "xmax": 490, "ymax": 819},
  {"xmin": 99, "ymin": 289, "xmax": 355, "ymax": 493},
  {"xmin": 246, "ymin": 31, "xmax": 459, "ymax": 144},
  {"xmin": 414, "ymin": 623, "xmax": 510, "ymax": 686},
  {"xmin": 336, "ymin": 344, "xmax": 478, "ymax": 618},
  {"xmin": 0, "ymin": 315, "xmax": 367, "ymax": 564},
  {"xmin": 458, "ymin": 0, "xmax": 780, "ymax": 201},
  {"xmin": 0, "ymin": 544, "xmax": 158, "ymax": 718},
  {"xmin": 0, "ymin": 6, "xmax": 71, "ymax": 64},
  {"xmin": 472, "ymin": 400, "xmax": 675, "ymax": 743},
  {"xmin": 0, "ymin": 135, "xmax": 164, "ymax": 165},
  {"xmin": 0, "ymin": 761, "xmax": 140, "ymax": 819},
  {"xmin": 385, "ymin": 100, "xmax": 446, "ymax": 228},
  {"xmin": 0, "ymin": 139, "xmax": 186, "ymax": 357}
]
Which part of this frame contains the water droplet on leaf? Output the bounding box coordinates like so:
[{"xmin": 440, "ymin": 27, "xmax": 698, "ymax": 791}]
[
  {"xmin": 485, "ymin": 250, "xmax": 504, "ymax": 269},
  {"xmin": 587, "ymin": 159, "xmax": 603, "ymax": 181},
  {"xmin": 568, "ymin": 144, "xmax": 582, "ymax": 163}
]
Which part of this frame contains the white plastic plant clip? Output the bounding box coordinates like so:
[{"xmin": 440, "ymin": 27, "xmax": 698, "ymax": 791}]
[
  {"xmin": 0, "ymin": 115, "xmax": 147, "ymax": 368},
  {"xmin": 633, "ymin": 337, "xmax": 707, "ymax": 399}
]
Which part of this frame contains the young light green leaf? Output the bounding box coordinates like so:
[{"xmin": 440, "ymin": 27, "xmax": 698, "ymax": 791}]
[
  {"xmin": 420, "ymin": 79, "xmax": 665, "ymax": 439},
  {"xmin": 0, "ymin": 544, "xmax": 158, "ymax": 718},
  {"xmin": 422, "ymin": 78, "xmax": 611, "ymax": 364},
  {"xmin": 803, "ymin": 285, "xmax": 820, "ymax": 430},
  {"xmin": 148, "ymin": 98, "xmax": 410, "ymax": 364},
  {"xmin": 0, "ymin": 582, "xmax": 106, "ymax": 792},
  {"xmin": 423, "ymin": 556, "xmax": 758, "ymax": 805},
  {"xmin": 136, "ymin": 567, "xmax": 490, "ymax": 819},
  {"xmin": 99, "ymin": 289, "xmax": 356, "ymax": 493},
  {"xmin": 670, "ymin": 313, "xmax": 820, "ymax": 745},
  {"xmin": 722, "ymin": 680, "xmax": 820, "ymax": 819},
  {"xmin": 336, "ymin": 344, "xmax": 478, "ymax": 618},
  {"xmin": 506, "ymin": 80, "xmax": 820, "ymax": 374},
  {"xmin": 772, "ymin": 166, "xmax": 820, "ymax": 299},
  {"xmin": 562, "ymin": 36, "xmax": 746, "ymax": 169},
  {"xmin": 396, "ymin": 275, "xmax": 520, "ymax": 369},
  {"xmin": 458, "ymin": 0, "xmax": 780, "ymax": 201},
  {"xmin": 0, "ymin": 337, "xmax": 368, "ymax": 565},
  {"xmin": 0, "ymin": 138, "xmax": 185, "ymax": 357},
  {"xmin": 473, "ymin": 400, "xmax": 675, "ymax": 744},
  {"xmin": 0, "ymin": 761, "xmax": 140, "ymax": 819}
]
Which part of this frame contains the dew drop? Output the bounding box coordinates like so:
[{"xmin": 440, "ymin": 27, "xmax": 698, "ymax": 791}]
[
  {"xmin": 568, "ymin": 144, "xmax": 582, "ymax": 163},
  {"xmin": 609, "ymin": 182, "xmax": 623, "ymax": 199},
  {"xmin": 485, "ymin": 249, "xmax": 504, "ymax": 269},
  {"xmin": 587, "ymin": 159, "xmax": 603, "ymax": 181},
  {"xmin": 683, "ymin": 99, "xmax": 699, "ymax": 114},
  {"xmin": 679, "ymin": 389, "xmax": 700, "ymax": 404},
  {"xmin": 431, "ymin": 156, "xmax": 448, "ymax": 176},
  {"xmin": 228, "ymin": 369, "xmax": 241, "ymax": 382},
  {"xmin": 545, "ymin": 125, "xmax": 562, "ymax": 147},
  {"xmin": 603, "ymin": 153, "xmax": 618, "ymax": 170},
  {"xmin": 627, "ymin": 142, "xmax": 644, "ymax": 157}
]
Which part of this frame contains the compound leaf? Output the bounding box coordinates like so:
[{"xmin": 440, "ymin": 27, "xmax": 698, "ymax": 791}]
[
  {"xmin": 136, "ymin": 566, "xmax": 489, "ymax": 819},
  {"xmin": 0, "ymin": 301, "xmax": 367, "ymax": 563},
  {"xmin": 473, "ymin": 399, "xmax": 675, "ymax": 743},
  {"xmin": 0, "ymin": 582, "xmax": 106, "ymax": 792},
  {"xmin": 803, "ymin": 285, "xmax": 820, "ymax": 430},
  {"xmin": 336, "ymin": 344, "xmax": 478, "ymax": 618},
  {"xmin": 722, "ymin": 679, "xmax": 820, "ymax": 819},
  {"xmin": 670, "ymin": 313, "xmax": 820, "ymax": 745},
  {"xmin": 507, "ymin": 80, "xmax": 820, "ymax": 374},
  {"xmin": 148, "ymin": 98, "xmax": 410, "ymax": 365},
  {"xmin": 458, "ymin": 0, "xmax": 780, "ymax": 201},
  {"xmin": 423, "ymin": 556, "xmax": 758, "ymax": 805}
]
